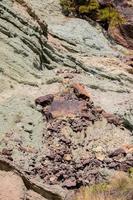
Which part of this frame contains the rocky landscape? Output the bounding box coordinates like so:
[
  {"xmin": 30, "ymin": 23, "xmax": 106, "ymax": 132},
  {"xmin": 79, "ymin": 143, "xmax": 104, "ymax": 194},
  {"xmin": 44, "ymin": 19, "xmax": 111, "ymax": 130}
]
[{"xmin": 0, "ymin": 0, "xmax": 133, "ymax": 200}]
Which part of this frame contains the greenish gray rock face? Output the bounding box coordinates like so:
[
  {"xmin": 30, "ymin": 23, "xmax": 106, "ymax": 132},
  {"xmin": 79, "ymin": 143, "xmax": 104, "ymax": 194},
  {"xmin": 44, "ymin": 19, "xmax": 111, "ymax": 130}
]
[
  {"xmin": 0, "ymin": 96, "xmax": 44, "ymax": 150},
  {"xmin": 0, "ymin": 0, "xmax": 45, "ymax": 84},
  {"xmin": 0, "ymin": 0, "xmax": 71, "ymax": 86},
  {"xmin": 25, "ymin": 0, "xmax": 124, "ymax": 57},
  {"xmin": 48, "ymin": 18, "xmax": 118, "ymax": 56}
]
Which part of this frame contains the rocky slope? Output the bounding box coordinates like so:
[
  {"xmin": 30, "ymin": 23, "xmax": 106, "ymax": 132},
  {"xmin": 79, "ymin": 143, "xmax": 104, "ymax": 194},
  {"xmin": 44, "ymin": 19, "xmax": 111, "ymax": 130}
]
[
  {"xmin": 0, "ymin": 0, "xmax": 133, "ymax": 200},
  {"xmin": 59, "ymin": 0, "xmax": 133, "ymax": 49},
  {"xmin": 102, "ymin": 0, "xmax": 133, "ymax": 49}
]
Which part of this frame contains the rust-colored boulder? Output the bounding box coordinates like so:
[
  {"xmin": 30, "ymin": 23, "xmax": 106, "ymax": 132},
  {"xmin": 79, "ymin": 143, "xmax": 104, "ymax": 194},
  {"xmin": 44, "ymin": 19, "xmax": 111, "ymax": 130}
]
[
  {"xmin": 36, "ymin": 83, "xmax": 92, "ymax": 119},
  {"xmin": 123, "ymin": 144, "xmax": 133, "ymax": 153},
  {"xmin": 35, "ymin": 94, "xmax": 54, "ymax": 107},
  {"xmin": 72, "ymin": 83, "xmax": 91, "ymax": 99},
  {"xmin": 43, "ymin": 97, "xmax": 87, "ymax": 119}
]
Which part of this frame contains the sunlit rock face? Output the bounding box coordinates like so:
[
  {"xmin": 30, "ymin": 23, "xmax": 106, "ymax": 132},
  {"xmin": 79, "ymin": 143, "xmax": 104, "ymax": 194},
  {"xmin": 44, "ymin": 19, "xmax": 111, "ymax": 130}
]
[
  {"xmin": 0, "ymin": 0, "xmax": 48, "ymax": 84},
  {"xmin": 0, "ymin": 1, "xmax": 132, "ymax": 200},
  {"xmin": 99, "ymin": 0, "xmax": 133, "ymax": 49}
]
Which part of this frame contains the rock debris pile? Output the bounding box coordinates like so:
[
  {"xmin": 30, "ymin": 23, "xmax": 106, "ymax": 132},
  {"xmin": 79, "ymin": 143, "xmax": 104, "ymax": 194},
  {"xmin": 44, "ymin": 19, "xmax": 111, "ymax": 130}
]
[{"xmin": 34, "ymin": 83, "xmax": 133, "ymax": 189}]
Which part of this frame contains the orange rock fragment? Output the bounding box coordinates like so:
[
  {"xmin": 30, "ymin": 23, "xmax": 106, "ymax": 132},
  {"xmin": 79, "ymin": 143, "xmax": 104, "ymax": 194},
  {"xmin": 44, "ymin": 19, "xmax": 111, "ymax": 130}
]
[
  {"xmin": 63, "ymin": 154, "xmax": 72, "ymax": 161},
  {"xmin": 72, "ymin": 83, "xmax": 91, "ymax": 99},
  {"xmin": 122, "ymin": 144, "xmax": 133, "ymax": 153}
]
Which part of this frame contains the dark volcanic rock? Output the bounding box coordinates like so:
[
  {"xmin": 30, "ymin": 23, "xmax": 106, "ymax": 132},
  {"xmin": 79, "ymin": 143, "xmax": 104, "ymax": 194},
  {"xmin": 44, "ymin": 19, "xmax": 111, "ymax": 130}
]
[
  {"xmin": 35, "ymin": 95, "xmax": 54, "ymax": 106},
  {"xmin": 109, "ymin": 148, "xmax": 127, "ymax": 158},
  {"xmin": 33, "ymin": 84, "xmax": 133, "ymax": 189}
]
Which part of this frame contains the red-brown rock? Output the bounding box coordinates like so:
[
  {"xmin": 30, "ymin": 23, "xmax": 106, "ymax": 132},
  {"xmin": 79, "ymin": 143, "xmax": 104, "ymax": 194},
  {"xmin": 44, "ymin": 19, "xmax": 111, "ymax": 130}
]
[
  {"xmin": 100, "ymin": 0, "xmax": 133, "ymax": 49},
  {"xmin": 44, "ymin": 98, "xmax": 87, "ymax": 118},
  {"xmin": 109, "ymin": 148, "xmax": 126, "ymax": 158},
  {"xmin": 63, "ymin": 178, "xmax": 77, "ymax": 188},
  {"xmin": 35, "ymin": 94, "xmax": 54, "ymax": 107},
  {"xmin": 72, "ymin": 83, "xmax": 91, "ymax": 99}
]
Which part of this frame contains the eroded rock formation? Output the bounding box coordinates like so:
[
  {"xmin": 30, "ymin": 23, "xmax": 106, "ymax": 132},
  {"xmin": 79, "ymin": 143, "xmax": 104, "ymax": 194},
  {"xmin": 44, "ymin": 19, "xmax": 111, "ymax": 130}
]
[
  {"xmin": 105, "ymin": 0, "xmax": 133, "ymax": 49},
  {"xmin": 0, "ymin": 0, "xmax": 133, "ymax": 200},
  {"xmin": 0, "ymin": 0, "xmax": 77, "ymax": 85},
  {"xmin": 60, "ymin": 0, "xmax": 133, "ymax": 49},
  {"xmin": 0, "ymin": 158, "xmax": 66, "ymax": 200},
  {"xmin": 33, "ymin": 84, "xmax": 133, "ymax": 189}
]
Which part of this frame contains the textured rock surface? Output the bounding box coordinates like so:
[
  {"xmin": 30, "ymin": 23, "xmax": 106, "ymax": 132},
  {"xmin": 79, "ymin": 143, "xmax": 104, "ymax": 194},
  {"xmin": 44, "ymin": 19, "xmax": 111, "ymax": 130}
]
[
  {"xmin": 0, "ymin": 0, "xmax": 133, "ymax": 199},
  {"xmin": 0, "ymin": 171, "xmax": 26, "ymax": 200},
  {"xmin": 48, "ymin": 18, "xmax": 118, "ymax": 56},
  {"xmin": 0, "ymin": 158, "xmax": 66, "ymax": 200},
  {"xmin": 0, "ymin": 0, "xmax": 77, "ymax": 86},
  {"xmin": 0, "ymin": 85, "xmax": 132, "ymax": 191},
  {"xmin": 23, "ymin": 1, "xmax": 133, "ymax": 128},
  {"xmin": 104, "ymin": 0, "xmax": 133, "ymax": 49},
  {"xmin": 0, "ymin": 169, "xmax": 53, "ymax": 200},
  {"xmin": 25, "ymin": 0, "xmax": 123, "ymax": 56},
  {"xmin": 0, "ymin": 0, "xmax": 47, "ymax": 84}
]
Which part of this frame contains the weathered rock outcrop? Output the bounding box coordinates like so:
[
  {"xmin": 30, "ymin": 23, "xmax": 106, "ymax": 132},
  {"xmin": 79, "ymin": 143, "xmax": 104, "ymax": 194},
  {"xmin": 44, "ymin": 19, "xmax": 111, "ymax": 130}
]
[
  {"xmin": 0, "ymin": 0, "xmax": 47, "ymax": 84},
  {"xmin": 0, "ymin": 0, "xmax": 77, "ymax": 85},
  {"xmin": 59, "ymin": 0, "xmax": 133, "ymax": 49},
  {"xmin": 0, "ymin": 0, "xmax": 133, "ymax": 199},
  {"xmin": 0, "ymin": 158, "xmax": 66, "ymax": 200},
  {"xmin": 100, "ymin": 0, "xmax": 133, "ymax": 49}
]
